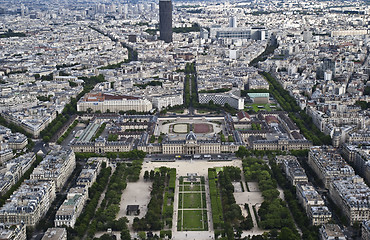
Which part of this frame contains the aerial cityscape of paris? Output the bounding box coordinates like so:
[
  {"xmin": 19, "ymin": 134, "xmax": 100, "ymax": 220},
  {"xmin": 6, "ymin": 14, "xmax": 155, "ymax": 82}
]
[{"xmin": 0, "ymin": 0, "xmax": 369, "ymax": 239}]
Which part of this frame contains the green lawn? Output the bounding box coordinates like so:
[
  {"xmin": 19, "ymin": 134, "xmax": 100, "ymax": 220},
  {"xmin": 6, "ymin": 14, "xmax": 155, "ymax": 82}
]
[
  {"xmin": 169, "ymin": 109, "xmax": 184, "ymax": 114},
  {"xmin": 177, "ymin": 176, "xmax": 208, "ymax": 231},
  {"xmin": 182, "ymin": 185, "xmax": 205, "ymax": 191},
  {"xmin": 178, "ymin": 210, "xmax": 208, "ymax": 231},
  {"xmin": 183, "ymin": 181, "xmax": 201, "ymax": 185},
  {"xmin": 180, "ymin": 193, "xmax": 203, "ymax": 209}
]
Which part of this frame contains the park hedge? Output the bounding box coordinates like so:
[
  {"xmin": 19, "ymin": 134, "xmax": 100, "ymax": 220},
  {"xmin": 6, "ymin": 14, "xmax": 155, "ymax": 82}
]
[
  {"xmin": 208, "ymin": 169, "xmax": 224, "ymax": 230},
  {"xmin": 133, "ymin": 167, "xmax": 175, "ymax": 231}
]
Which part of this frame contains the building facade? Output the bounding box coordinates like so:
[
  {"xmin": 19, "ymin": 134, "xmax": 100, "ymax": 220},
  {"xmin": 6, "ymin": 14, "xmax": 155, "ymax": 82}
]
[
  {"xmin": 210, "ymin": 27, "xmax": 268, "ymax": 40},
  {"xmin": 309, "ymin": 206, "xmax": 332, "ymax": 226},
  {"xmin": 308, "ymin": 146, "xmax": 355, "ymax": 189},
  {"xmin": 6, "ymin": 133, "xmax": 28, "ymax": 150},
  {"xmin": 0, "ymin": 180, "xmax": 56, "ymax": 226},
  {"xmin": 77, "ymin": 93, "xmax": 152, "ymax": 113},
  {"xmin": 30, "ymin": 146, "xmax": 76, "ymax": 191},
  {"xmin": 319, "ymin": 224, "xmax": 346, "ymax": 240},
  {"xmin": 71, "ymin": 137, "xmax": 133, "ymax": 153},
  {"xmin": 54, "ymin": 191, "xmax": 86, "ymax": 228},
  {"xmin": 279, "ymin": 155, "xmax": 308, "ymax": 186},
  {"xmin": 250, "ymin": 138, "xmax": 312, "ymax": 151},
  {"xmin": 159, "ymin": 0, "xmax": 172, "ymax": 43},
  {"xmin": 76, "ymin": 157, "xmax": 103, "ymax": 188},
  {"xmin": 139, "ymin": 131, "xmax": 240, "ymax": 154},
  {"xmin": 329, "ymin": 176, "xmax": 370, "ymax": 225},
  {"xmin": 152, "ymin": 94, "xmax": 183, "ymax": 110},
  {"xmin": 199, "ymin": 92, "xmax": 244, "ymax": 110}
]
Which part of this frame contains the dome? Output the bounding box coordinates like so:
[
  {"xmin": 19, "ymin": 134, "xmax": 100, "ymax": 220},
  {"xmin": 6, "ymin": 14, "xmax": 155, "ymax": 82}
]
[{"xmin": 186, "ymin": 131, "xmax": 197, "ymax": 141}]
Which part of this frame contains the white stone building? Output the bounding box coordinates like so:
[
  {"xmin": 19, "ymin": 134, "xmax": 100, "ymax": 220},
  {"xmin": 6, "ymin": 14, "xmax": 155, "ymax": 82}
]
[
  {"xmin": 30, "ymin": 146, "xmax": 76, "ymax": 191},
  {"xmin": 77, "ymin": 93, "xmax": 152, "ymax": 113}
]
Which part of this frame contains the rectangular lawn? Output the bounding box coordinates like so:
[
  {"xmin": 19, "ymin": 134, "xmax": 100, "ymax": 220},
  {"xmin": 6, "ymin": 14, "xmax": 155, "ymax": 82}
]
[
  {"xmin": 180, "ymin": 193, "xmax": 203, "ymax": 209},
  {"xmin": 183, "ymin": 184, "xmax": 203, "ymax": 191},
  {"xmin": 179, "ymin": 210, "xmax": 207, "ymax": 231}
]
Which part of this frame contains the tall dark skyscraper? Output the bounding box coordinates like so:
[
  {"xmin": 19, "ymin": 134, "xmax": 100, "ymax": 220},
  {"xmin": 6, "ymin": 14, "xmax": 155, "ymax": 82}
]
[{"xmin": 159, "ymin": 0, "xmax": 172, "ymax": 43}]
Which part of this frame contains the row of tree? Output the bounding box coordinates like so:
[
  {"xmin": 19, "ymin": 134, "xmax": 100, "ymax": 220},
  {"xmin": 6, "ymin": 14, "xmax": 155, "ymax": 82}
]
[
  {"xmin": 236, "ymin": 146, "xmax": 287, "ymax": 159},
  {"xmin": 242, "ymin": 156, "xmax": 300, "ymax": 239},
  {"xmin": 355, "ymin": 100, "xmax": 370, "ymax": 110},
  {"xmin": 107, "ymin": 134, "xmax": 118, "ymax": 141},
  {"xmin": 36, "ymin": 95, "xmax": 51, "ymax": 102},
  {"xmin": 69, "ymin": 152, "xmax": 144, "ymax": 239},
  {"xmin": 89, "ymin": 25, "xmax": 138, "ymax": 63},
  {"xmin": 40, "ymin": 74, "xmax": 106, "ymax": 142},
  {"xmin": 57, "ymin": 120, "xmax": 78, "ymax": 144},
  {"xmin": 173, "ymin": 23, "xmax": 201, "ymax": 33},
  {"xmin": 288, "ymin": 112, "xmax": 331, "ymax": 146},
  {"xmin": 251, "ymin": 123, "xmax": 261, "ymax": 130},
  {"xmin": 0, "ymin": 30, "xmax": 26, "ymax": 38},
  {"xmin": 133, "ymin": 167, "xmax": 175, "ymax": 231},
  {"xmin": 126, "ymin": 159, "xmax": 143, "ymax": 182},
  {"xmin": 0, "ymin": 115, "xmax": 32, "ymax": 138},
  {"xmin": 56, "ymin": 62, "xmax": 79, "ymax": 70},
  {"xmin": 199, "ymin": 88, "xmax": 231, "ymax": 93},
  {"xmin": 163, "ymin": 169, "xmax": 176, "ymax": 228},
  {"xmin": 184, "ymin": 74, "xmax": 191, "ymax": 108},
  {"xmin": 0, "ymin": 156, "xmax": 43, "ymax": 207},
  {"xmin": 208, "ymin": 168, "xmax": 225, "ymax": 232},
  {"xmin": 261, "ymin": 72, "xmax": 331, "ymax": 146},
  {"xmin": 218, "ymin": 167, "xmax": 253, "ymax": 239},
  {"xmin": 261, "ymin": 72, "xmax": 300, "ymax": 113},
  {"xmin": 75, "ymin": 149, "xmax": 146, "ymax": 161},
  {"xmin": 270, "ymin": 161, "xmax": 320, "ymax": 240},
  {"xmin": 93, "ymin": 216, "xmax": 130, "ymax": 240},
  {"xmin": 209, "ymin": 167, "xmax": 254, "ymax": 240},
  {"xmin": 194, "ymin": 101, "xmax": 237, "ymax": 114},
  {"xmin": 182, "ymin": 62, "xmax": 198, "ymax": 108},
  {"xmin": 99, "ymin": 61, "xmax": 125, "ymax": 70},
  {"xmin": 249, "ymin": 42, "xmax": 279, "ymax": 67},
  {"xmin": 174, "ymin": 62, "xmax": 238, "ymax": 114},
  {"xmin": 92, "ymin": 163, "xmax": 129, "ymax": 232},
  {"xmin": 68, "ymin": 164, "xmax": 112, "ymax": 239}
]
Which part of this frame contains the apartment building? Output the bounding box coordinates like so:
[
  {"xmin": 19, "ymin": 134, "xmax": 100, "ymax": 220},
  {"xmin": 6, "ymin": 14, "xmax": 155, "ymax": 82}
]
[
  {"xmin": 309, "ymin": 206, "xmax": 332, "ymax": 226},
  {"xmin": 54, "ymin": 188, "xmax": 87, "ymax": 228},
  {"xmin": 152, "ymin": 94, "xmax": 183, "ymax": 110},
  {"xmin": 0, "ymin": 223, "xmax": 26, "ymax": 240},
  {"xmin": 308, "ymin": 146, "xmax": 355, "ymax": 188},
  {"xmin": 279, "ymin": 155, "xmax": 308, "ymax": 186},
  {"xmin": 319, "ymin": 224, "xmax": 346, "ymax": 240},
  {"xmin": 296, "ymin": 183, "xmax": 325, "ymax": 212},
  {"xmin": 0, "ymin": 180, "xmax": 56, "ymax": 226},
  {"xmin": 76, "ymin": 157, "xmax": 103, "ymax": 188},
  {"xmin": 0, "ymin": 153, "xmax": 36, "ymax": 195},
  {"xmin": 329, "ymin": 176, "xmax": 370, "ymax": 225},
  {"xmin": 30, "ymin": 146, "xmax": 76, "ymax": 191}
]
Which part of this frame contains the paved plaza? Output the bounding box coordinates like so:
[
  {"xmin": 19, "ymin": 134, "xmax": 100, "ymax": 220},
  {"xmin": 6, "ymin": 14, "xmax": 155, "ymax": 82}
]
[{"xmin": 95, "ymin": 159, "xmax": 268, "ymax": 239}]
